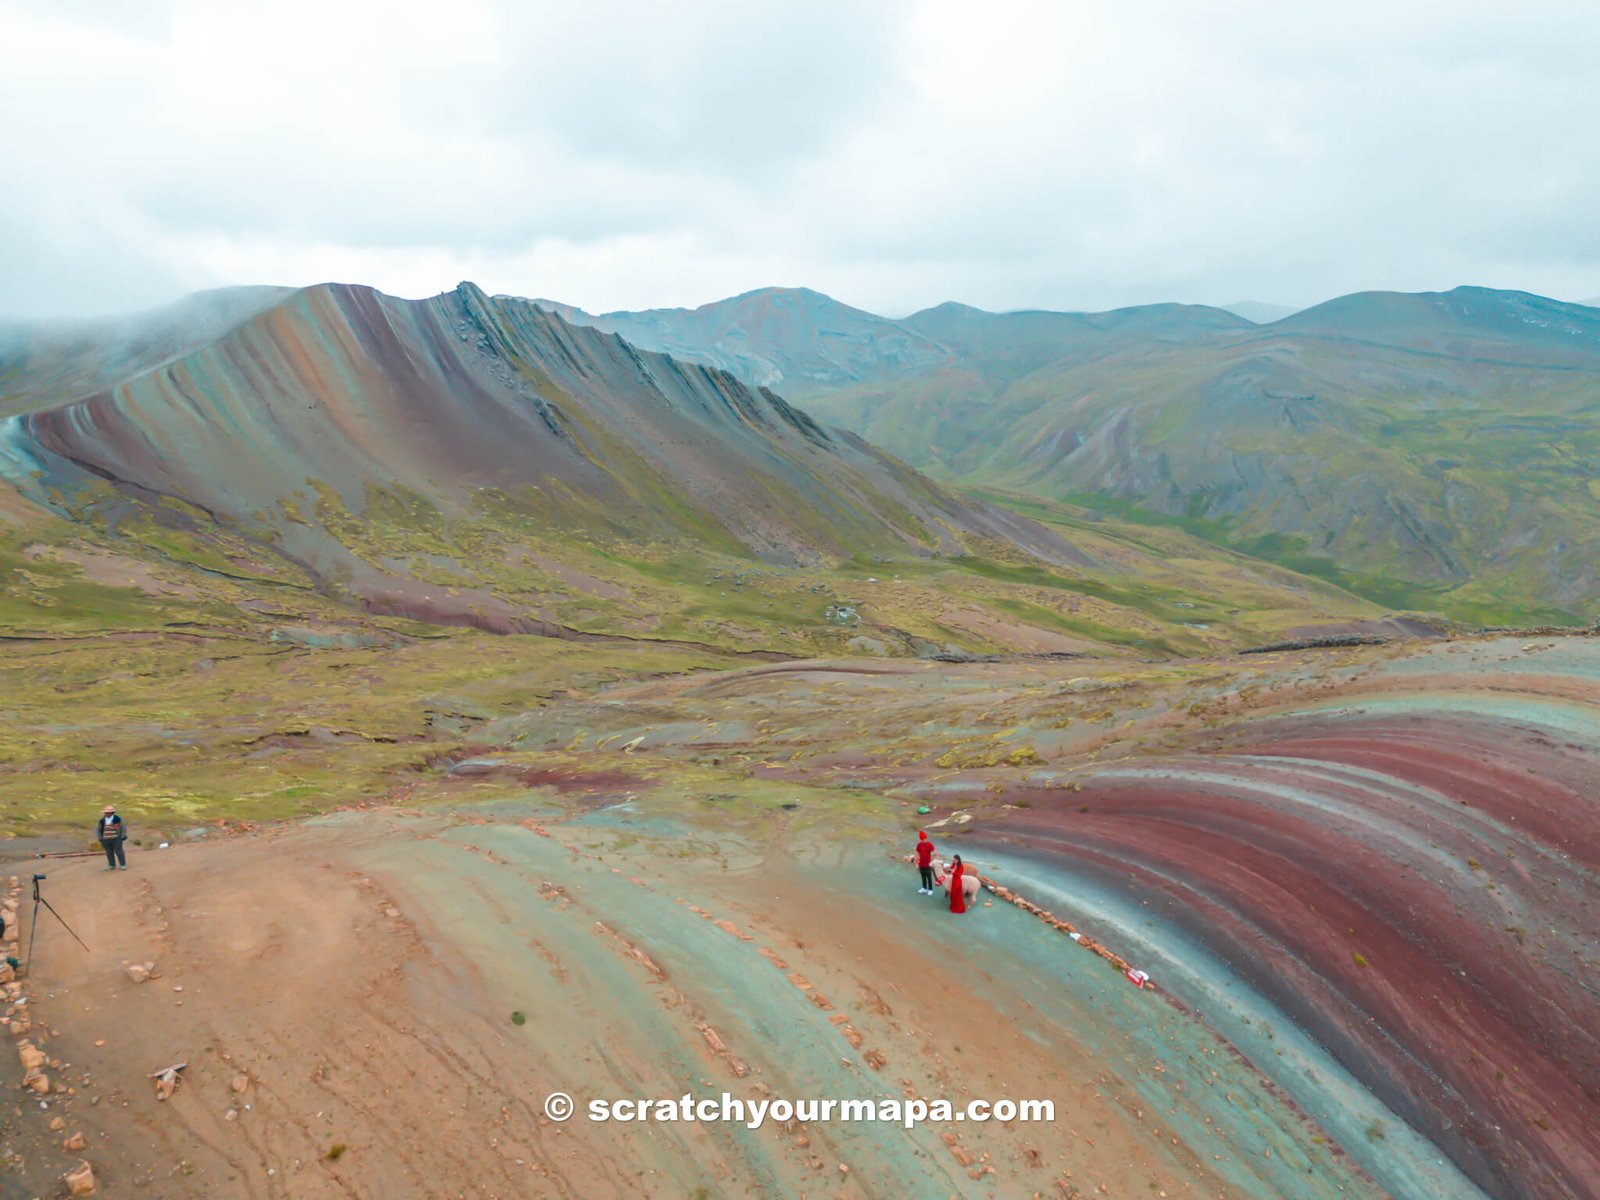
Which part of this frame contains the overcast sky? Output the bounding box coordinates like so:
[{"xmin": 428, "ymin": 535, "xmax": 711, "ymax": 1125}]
[{"xmin": 4, "ymin": 0, "xmax": 1599, "ymax": 319}]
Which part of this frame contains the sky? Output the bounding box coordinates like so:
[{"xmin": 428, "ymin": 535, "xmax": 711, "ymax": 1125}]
[{"xmin": 4, "ymin": 0, "xmax": 1600, "ymax": 320}]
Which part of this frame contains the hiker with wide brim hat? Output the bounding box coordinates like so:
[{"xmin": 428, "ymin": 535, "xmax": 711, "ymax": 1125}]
[{"xmin": 97, "ymin": 805, "xmax": 128, "ymax": 870}]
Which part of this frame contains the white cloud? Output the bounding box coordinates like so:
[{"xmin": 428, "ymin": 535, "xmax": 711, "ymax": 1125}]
[{"xmin": 2, "ymin": 0, "xmax": 1598, "ymax": 318}]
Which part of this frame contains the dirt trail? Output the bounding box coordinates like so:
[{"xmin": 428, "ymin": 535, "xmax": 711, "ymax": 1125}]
[
  {"xmin": 4, "ymin": 824, "xmax": 565, "ymax": 1198},
  {"xmin": 0, "ymin": 807, "xmax": 1336, "ymax": 1200}
]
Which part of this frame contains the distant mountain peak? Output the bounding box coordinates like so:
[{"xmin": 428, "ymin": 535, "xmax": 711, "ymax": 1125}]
[
  {"xmin": 1280, "ymin": 286, "xmax": 1600, "ymax": 354},
  {"xmin": 727, "ymin": 284, "xmax": 831, "ymax": 302},
  {"xmin": 906, "ymin": 300, "xmax": 993, "ymax": 321}
]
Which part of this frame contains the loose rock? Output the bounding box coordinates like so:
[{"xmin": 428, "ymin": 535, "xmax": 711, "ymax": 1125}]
[{"xmin": 63, "ymin": 1160, "xmax": 95, "ymax": 1196}]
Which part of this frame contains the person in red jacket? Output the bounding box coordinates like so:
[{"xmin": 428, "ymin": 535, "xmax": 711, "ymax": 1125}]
[
  {"xmin": 915, "ymin": 831, "xmax": 936, "ymax": 894},
  {"xmin": 948, "ymin": 854, "xmax": 967, "ymax": 915}
]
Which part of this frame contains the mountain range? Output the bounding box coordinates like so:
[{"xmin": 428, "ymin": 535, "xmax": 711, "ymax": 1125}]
[
  {"xmin": 10, "ymin": 272, "xmax": 1597, "ymax": 653},
  {"xmin": 2, "ymin": 281, "xmax": 1378, "ymax": 658},
  {"xmin": 545, "ymin": 285, "xmax": 1600, "ymax": 622}
]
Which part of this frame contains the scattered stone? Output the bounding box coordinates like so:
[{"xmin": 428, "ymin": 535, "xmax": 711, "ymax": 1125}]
[
  {"xmin": 125, "ymin": 964, "xmax": 151, "ymax": 984},
  {"xmin": 149, "ymin": 1061, "xmax": 187, "ymax": 1101},
  {"xmin": 49, "ymin": 1115, "xmax": 65, "ymax": 1131},
  {"xmin": 63, "ymin": 1160, "xmax": 95, "ymax": 1196},
  {"xmin": 230, "ymin": 1073, "xmax": 249, "ymax": 1094},
  {"xmin": 64, "ymin": 1131, "xmax": 86, "ymax": 1151}
]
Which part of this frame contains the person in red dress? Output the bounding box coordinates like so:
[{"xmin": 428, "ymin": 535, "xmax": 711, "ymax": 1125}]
[{"xmin": 948, "ymin": 854, "xmax": 967, "ymax": 914}]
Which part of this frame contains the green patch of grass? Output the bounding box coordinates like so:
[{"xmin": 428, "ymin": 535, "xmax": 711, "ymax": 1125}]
[
  {"xmin": 1044, "ymin": 489, "xmax": 1580, "ymax": 625},
  {"xmin": 0, "ymin": 620, "xmax": 732, "ymax": 836},
  {"xmin": 987, "ymin": 596, "xmax": 1184, "ymax": 656}
]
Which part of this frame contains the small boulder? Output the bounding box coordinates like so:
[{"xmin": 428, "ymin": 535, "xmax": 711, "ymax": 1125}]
[
  {"xmin": 64, "ymin": 1131, "xmax": 86, "ymax": 1151},
  {"xmin": 26, "ymin": 1069, "xmax": 50, "ymax": 1094},
  {"xmin": 124, "ymin": 964, "xmax": 151, "ymax": 984},
  {"xmin": 230, "ymin": 1073, "xmax": 249, "ymax": 1094},
  {"xmin": 49, "ymin": 1115, "xmax": 65, "ymax": 1131},
  {"xmin": 153, "ymin": 1065, "xmax": 184, "ymax": 1101},
  {"xmin": 63, "ymin": 1160, "xmax": 95, "ymax": 1196},
  {"xmin": 19, "ymin": 1042, "xmax": 45, "ymax": 1071}
]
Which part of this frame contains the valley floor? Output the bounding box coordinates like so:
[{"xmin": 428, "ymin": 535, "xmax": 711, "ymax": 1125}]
[
  {"xmin": 2, "ymin": 634, "xmax": 1597, "ymax": 1199},
  {"xmin": 2, "ymin": 808, "xmax": 1361, "ymax": 1200}
]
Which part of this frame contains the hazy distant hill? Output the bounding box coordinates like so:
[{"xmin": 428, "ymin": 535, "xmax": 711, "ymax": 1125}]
[
  {"xmin": 563, "ymin": 284, "xmax": 1600, "ymax": 622},
  {"xmin": 535, "ymin": 286, "xmax": 947, "ymax": 393}
]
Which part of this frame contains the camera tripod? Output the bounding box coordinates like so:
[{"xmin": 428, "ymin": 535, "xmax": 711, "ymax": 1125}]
[{"xmin": 22, "ymin": 873, "xmax": 89, "ymax": 978}]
